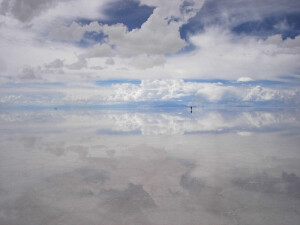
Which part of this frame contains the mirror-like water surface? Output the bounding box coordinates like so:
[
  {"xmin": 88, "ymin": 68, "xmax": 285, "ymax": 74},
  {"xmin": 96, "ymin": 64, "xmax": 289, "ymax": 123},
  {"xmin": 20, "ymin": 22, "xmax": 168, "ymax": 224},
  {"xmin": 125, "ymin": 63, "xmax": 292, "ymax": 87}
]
[{"xmin": 1, "ymin": 108, "xmax": 300, "ymax": 225}]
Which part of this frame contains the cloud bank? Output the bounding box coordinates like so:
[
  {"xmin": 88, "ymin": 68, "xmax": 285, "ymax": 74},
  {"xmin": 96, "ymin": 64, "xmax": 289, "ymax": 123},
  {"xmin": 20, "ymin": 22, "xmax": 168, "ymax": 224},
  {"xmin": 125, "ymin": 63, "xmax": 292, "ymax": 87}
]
[{"xmin": 1, "ymin": 79, "xmax": 300, "ymax": 107}]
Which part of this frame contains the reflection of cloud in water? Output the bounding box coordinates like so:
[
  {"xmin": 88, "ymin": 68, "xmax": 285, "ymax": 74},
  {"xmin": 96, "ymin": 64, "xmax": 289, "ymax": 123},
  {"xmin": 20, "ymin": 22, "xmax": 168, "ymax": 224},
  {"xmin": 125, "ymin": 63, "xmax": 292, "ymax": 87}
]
[
  {"xmin": 0, "ymin": 192, "xmax": 63, "ymax": 225},
  {"xmin": 233, "ymin": 172, "xmax": 300, "ymax": 198},
  {"xmin": 1, "ymin": 109, "xmax": 300, "ymax": 224},
  {"xmin": 1, "ymin": 109, "xmax": 300, "ymax": 135},
  {"xmin": 102, "ymin": 183, "xmax": 156, "ymax": 215}
]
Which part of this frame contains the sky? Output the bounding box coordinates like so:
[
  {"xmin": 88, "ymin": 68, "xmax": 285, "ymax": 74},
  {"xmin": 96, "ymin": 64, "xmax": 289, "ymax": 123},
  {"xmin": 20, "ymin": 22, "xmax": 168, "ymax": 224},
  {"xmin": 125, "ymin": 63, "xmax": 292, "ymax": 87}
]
[{"xmin": 0, "ymin": 0, "xmax": 300, "ymax": 107}]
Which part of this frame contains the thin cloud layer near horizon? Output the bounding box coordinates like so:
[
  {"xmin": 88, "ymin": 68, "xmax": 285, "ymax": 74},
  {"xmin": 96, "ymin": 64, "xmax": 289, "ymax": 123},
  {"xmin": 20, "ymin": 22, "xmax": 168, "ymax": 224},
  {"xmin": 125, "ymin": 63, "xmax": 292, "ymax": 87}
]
[{"xmin": 0, "ymin": 0, "xmax": 300, "ymax": 106}]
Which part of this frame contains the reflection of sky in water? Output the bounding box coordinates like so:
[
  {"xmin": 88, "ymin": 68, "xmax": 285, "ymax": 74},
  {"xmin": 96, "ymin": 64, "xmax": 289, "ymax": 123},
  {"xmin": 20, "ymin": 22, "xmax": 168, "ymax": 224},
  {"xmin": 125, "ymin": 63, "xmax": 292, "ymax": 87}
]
[{"xmin": 0, "ymin": 108, "xmax": 300, "ymax": 225}]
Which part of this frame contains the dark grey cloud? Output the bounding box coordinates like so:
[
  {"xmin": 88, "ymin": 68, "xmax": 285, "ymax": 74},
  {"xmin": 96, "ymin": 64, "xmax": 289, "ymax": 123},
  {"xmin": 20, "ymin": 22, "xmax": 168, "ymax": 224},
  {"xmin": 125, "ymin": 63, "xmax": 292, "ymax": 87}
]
[
  {"xmin": 105, "ymin": 57, "xmax": 115, "ymax": 65},
  {"xmin": 18, "ymin": 66, "xmax": 41, "ymax": 81},
  {"xmin": 66, "ymin": 56, "xmax": 87, "ymax": 70},
  {"xmin": 0, "ymin": 0, "xmax": 65, "ymax": 22},
  {"xmin": 20, "ymin": 136, "xmax": 38, "ymax": 149},
  {"xmin": 90, "ymin": 66, "xmax": 104, "ymax": 70},
  {"xmin": 44, "ymin": 59, "xmax": 64, "ymax": 69},
  {"xmin": 0, "ymin": 0, "xmax": 9, "ymax": 15},
  {"xmin": 0, "ymin": 58, "xmax": 6, "ymax": 72}
]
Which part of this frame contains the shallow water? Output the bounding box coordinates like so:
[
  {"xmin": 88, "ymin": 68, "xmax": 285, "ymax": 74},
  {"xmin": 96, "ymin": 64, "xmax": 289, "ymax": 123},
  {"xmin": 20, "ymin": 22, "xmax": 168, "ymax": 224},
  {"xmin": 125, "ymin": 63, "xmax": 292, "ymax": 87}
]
[{"xmin": 0, "ymin": 108, "xmax": 300, "ymax": 225}]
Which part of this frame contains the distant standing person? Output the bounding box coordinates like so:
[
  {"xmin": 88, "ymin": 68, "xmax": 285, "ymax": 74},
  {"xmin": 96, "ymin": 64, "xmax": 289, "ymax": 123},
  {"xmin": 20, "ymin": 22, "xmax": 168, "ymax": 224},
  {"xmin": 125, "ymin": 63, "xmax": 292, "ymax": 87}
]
[{"xmin": 190, "ymin": 106, "xmax": 192, "ymax": 113}]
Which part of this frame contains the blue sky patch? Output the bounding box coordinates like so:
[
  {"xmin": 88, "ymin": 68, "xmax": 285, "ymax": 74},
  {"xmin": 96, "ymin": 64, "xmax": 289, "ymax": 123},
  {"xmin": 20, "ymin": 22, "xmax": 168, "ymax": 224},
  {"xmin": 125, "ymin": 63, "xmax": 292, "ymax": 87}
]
[
  {"xmin": 180, "ymin": 0, "xmax": 300, "ymax": 40},
  {"xmin": 95, "ymin": 79, "xmax": 141, "ymax": 86},
  {"xmin": 232, "ymin": 13, "xmax": 300, "ymax": 39},
  {"xmin": 184, "ymin": 79, "xmax": 286, "ymax": 86},
  {"xmin": 78, "ymin": 32, "xmax": 108, "ymax": 47},
  {"xmin": 77, "ymin": 0, "xmax": 154, "ymax": 31},
  {"xmin": 102, "ymin": 0, "xmax": 154, "ymax": 30}
]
